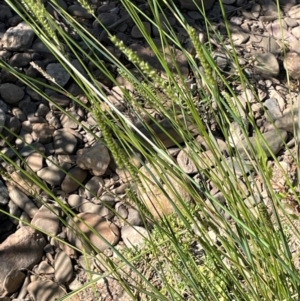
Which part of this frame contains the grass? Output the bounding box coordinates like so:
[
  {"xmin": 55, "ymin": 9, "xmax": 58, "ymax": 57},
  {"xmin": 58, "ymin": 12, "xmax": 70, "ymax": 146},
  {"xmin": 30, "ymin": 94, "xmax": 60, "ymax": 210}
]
[{"xmin": 1, "ymin": 0, "xmax": 300, "ymax": 300}]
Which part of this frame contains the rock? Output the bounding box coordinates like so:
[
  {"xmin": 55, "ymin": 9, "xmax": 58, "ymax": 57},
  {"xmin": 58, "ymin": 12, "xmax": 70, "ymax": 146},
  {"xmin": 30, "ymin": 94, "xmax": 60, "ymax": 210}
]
[
  {"xmin": 236, "ymin": 129, "xmax": 288, "ymax": 159},
  {"xmin": 54, "ymin": 250, "xmax": 73, "ymax": 283},
  {"xmin": 26, "ymin": 152, "xmax": 44, "ymax": 172},
  {"xmin": 3, "ymin": 269, "xmax": 26, "ymax": 294},
  {"xmin": 131, "ymin": 22, "xmax": 151, "ymax": 38},
  {"xmin": 264, "ymin": 98, "xmax": 282, "ymax": 119},
  {"xmin": 31, "ymin": 204, "xmax": 60, "ymax": 236},
  {"xmin": 231, "ymin": 30, "xmax": 250, "ymax": 45},
  {"xmin": 37, "ymin": 165, "xmax": 66, "ymax": 186},
  {"xmin": 46, "ymin": 63, "xmax": 70, "ymax": 86},
  {"xmin": 283, "ymin": 52, "xmax": 300, "ymax": 79},
  {"xmin": 84, "ymin": 176, "xmax": 104, "ymax": 199},
  {"xmin": 27, "ymin": 280, "xmax": 66, "ymax": 301},
  {"xmin": 222, "ymin": 157, "xmax": 253, "ymax": 176},
  {"xmin": 127, "ymin": 208, "xmax": 142, "ymax": 226},
  {"xmin": 0, "ymin": 180, "xmax": 9, "ymax": 205},
  {"xmin": 121, "ymin": 225, "xmax": 150, "ymax": 248},
  {"xmin": 61, "ymin": 166, "xmax": 88, "ymax": 194},
  {"xmin": 1, "ymin": 21, "xmax": 35, "ymax": 51},
  {"xmin": 9, "ymin": 170, "xmax": 42, "ymax": 196},
  {"xmin": 68, "ymin": 194, "xmax": 85, "ymax": 209},
  {"xmin": 288, "ymin": 4, "xmax": 300, "ymax": 18},
  {"xmin": 0, "ymin": 83, "xmax": 24, "ymax": 104},
  {"xmin": 0, "ymin": 108, "xmax": 6, "ymax": 134},
  {"xmin": 178, "ymin": 0, "xmax": 215, "ymax": 10},
  {"xmin": 0, "ymin": 226, "xmax": 46, "ymax": 295},
  {"xmin": 66, "ymin": 212, "xmax": 120, "ymax": 252},
  {"xmin": 177, "ymin": 149, "xmax": 218, "ymax": 173},
  {"xmin": 53, "ymin": 129, "xmax": 78, "ymax": 154},
  {"xmin": 37, "ymin": 260, "xmax": 55, "ymax": 275},
  {"xmin": 137, "ymin": 163, "xmax": 192, "ymax": 219},
  {"xmin": 76, "ymin": 143, "xmax": 110, "ymax": 176},
  {"xmin": 9, "ymin": 188, "xmax": 38, "ymax": 218},
  {"xmin": 129, "ymin": 44, "xmax": 189, "ymax": 76},
  {"xmin": 254, "ymin": 53, "xmax": 279, "ymax": 78},
  {"xmin": 79, "ymin": 201, "xmax": 114, "ymax": 218},
  {"xmin": 9, "ymin": 52, "xmax": 31, "ymax": 67},
  {"xmin": 49, "ymin": 93, "xmax": 71, "ymax": 107},
  {"xmin": 67, "ymin": 4, "xmax": 93, "ymax": 18},
  {"xmin": 274, "ymin": 107, "xmax": 298, "ymax": 133},
  {"xmin": 32, "ymin": 123, "xmax": 55, "ymax": 144}
]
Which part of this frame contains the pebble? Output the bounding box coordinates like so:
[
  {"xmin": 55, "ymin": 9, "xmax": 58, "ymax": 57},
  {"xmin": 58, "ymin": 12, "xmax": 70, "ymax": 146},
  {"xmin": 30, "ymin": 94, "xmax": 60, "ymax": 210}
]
[
  {"xmin": 121, "ymin": 225, "xmax": 150, "ymax": 248},
  {"xmin": 53, "ymin": 129, "xmax": 78, "ymax": 154},
  {"xmin": 54, "ymin": 250, "xmax": 73, "ymax": 283},
  {"xmin": 254, "ymin": 53, "xmax": 279, "ymax": 78},
  {"xmin": 1, "ymin": 21, "xmax": 35, "ymax": 51},
  {"xmin": 67, "ymin": 4, "xmax": 93, "ymax": 18},
  {"xmin": 131, "ymin": 22, "xmax": 151, "ymax": 38},
  {"xmin": 31, "ymin": 204, "xmax": 60, "ymax": 236},
  {"xmin": 0, "ymin": 83, "xmax": 24, "ymax": 104},
  {"xmin": 283, "ymin": 52, "xmax": 300, "ymax": 79},
  {"xmin": 236, "ymin": 129, "xmax": 288, "ymax": 159},
  {"xmin": 66, "ymin": 212, "xmax": 120, "ymax": 252},
  {"xmin": 37, "ymin": 165, "xmax": 67, "ymax": 186},
  {"xmin": 0, "ymin": 226, "xmax": 46, "ymax": 295},
  {"xmin": 61, "ymin": 166, "xmax": 88, "ymax": 194},
  {"xmin": 264, "ymin": 98, "xmax": 282, "ymax": 119},
  {"xmin": 76, "ymin": 143, "xmax": 110, "ymax": 176},
  {"xmin": 46, "ymin": 63, "xmax": 70, "ymax": 86},
  {"xmin": 27, "ymin": 280, "xmax": 66, "ymax": 301},
  {"xmin": 9, "ymin": 188, "xmax": 38, "ymax": 218}
]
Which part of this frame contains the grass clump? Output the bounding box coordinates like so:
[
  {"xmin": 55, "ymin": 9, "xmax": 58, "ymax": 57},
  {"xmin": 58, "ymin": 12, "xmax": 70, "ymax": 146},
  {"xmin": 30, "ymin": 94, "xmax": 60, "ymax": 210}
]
[{"xmin": 1, "ymin": 0, "xmax": 300, "ymax": 300}]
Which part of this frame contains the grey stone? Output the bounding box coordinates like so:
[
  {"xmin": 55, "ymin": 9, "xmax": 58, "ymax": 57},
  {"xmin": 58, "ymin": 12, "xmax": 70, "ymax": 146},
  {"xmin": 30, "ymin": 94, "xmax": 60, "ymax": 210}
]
[
  {"xmin": 53, "ymin": 129, "xmax": 78, "ymax": 154},
  {"xmin": 283, "ymin": 52, "xmax": 300, "ymax": 79},
  {"xmin": 66, "ymin": 212, "xmax": 120, "ymax": 252},
  {"xmin": 54, "ymin": 250, "xmax": 73, "ymax": 283},
  {"xmin": 27, "ymin": 280, "xmax": 66, "ymax": 301},
  {"xmin": 131, "ymin": 22, "xmax": 151, "ymax": 38},
  {"xmin": 222, "ymin": 157, "xmax": 253, "ymax": 176},
  {"xmin": 178, "ymin": 0, "xmax": 215, "ymax": 10},
  {"xmin": 0, "ymin": 179, "xmax": 9, "ymax": 205},
  {"xmin": 46, "ymin": 63, "xmax": 70, "ymax": 87},
  {"xmin": 9, "ymin": 188, "xmax": 38, "ymax": 218},
  {"xmin": 7, "ymin": 200, "xmax": 21, "ymax": 225},
  {"xmin": 49, "ymin": 93, "xmax": 71, "ymax": 107},
  {"xmin": 127, "ymin": 208, "xmax": 142, "ymax": 226},
  {"xmin": 61, "ymin": 166, "xmax": 87, "ymax": 194},
  {"xmin": 0, "ymin": 108, "xmax": 6, "ymax": 134},
  {"xmin": 3, "ymin": 269, "xmax": 26, "ymax": 294},
  {"xmin": 254, "ymin": 53, "xmax": 279, "ymax": 78},
  {"xmin": 1, "ymin": 22, "xmax": 35, "ymax": 51},
  {"xmin": 121, "ymin": 225, "xmax": 150, "ymax": 248},
  {"xmin": 0, "ymin": 83, "xmax": 24, "ymax": 104},
  {"xmin": 37, "ymin": 260, "xmax": 54, "ymax": 274},
  {"xmin": 84, "ymin": 176, "xmax": 104, "ymax": 199},
  {"xmin": 67, "ymin": 4, "xmax": 93, "ymax": 18},
  {"xmin": 37, "ymin": 165, "xmax": 66, "ymax": 186},
  {"xmin": 25, "ymin": 152, "xmax": 44, "ymax": 172},
  {"xmin": 0, "ymin": 227, "xmax": 46, "ymax": 295},
  {"xmin": 274, "ymin": 107, "xmax": 298, "ymax": 133},
  {"xmin": 9, "ymin": 52, "xmax": 31, "ymax": 67},
  {"xmin": 68, "ymin": 194, "xmax": 85, "ymax": 209},
  {"xmin": 79, "ymin": 201, "xmax": 114, "ymax": 218},
  {"xmin": 264, "ymin": 98, "xmax": 282, "ymax": 119},
  {"xmin": 236, "ymin": 129, "xmax": 288, "ymax": 159},
  {"xmin": 231, "ymin": 30, "xmax": 250, "ymax": 45},
  {"xmin": 32, "ymin": 123, "xmax": 55, "ymax": 144},
  {"xmin": 31, "ymin": 204, "xmax": 60, "ymax": 236},
  {"xmin": 76, "ymin": 143, "xmax": 110, "ymax": 176}
]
